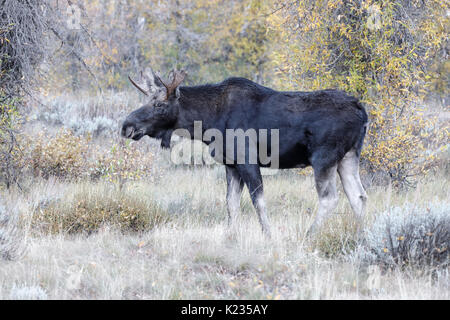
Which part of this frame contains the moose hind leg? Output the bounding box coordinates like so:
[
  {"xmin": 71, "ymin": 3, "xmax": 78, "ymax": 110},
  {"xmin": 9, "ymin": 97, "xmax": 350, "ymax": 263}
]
[
  {"xmin": 236, "ymin": 165, "xmax": 271, "ymax": 238},
  {"xmin": 225, "ymin": 166, "xmax": 244, "ymax": 227},
  {"xmin": 309, "ymin": 164, "xmax": 338, "ymax": 234},
  {"xmin": 337, "ymin": 150, "xmax": 367, "ymax": 223}
]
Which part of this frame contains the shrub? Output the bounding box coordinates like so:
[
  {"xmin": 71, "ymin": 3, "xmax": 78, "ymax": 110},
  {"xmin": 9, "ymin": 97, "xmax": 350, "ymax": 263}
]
[
  {"xmin": 32, "ymin": 183, "xmax": 168, "ymax": 235},
  {"xmin": 35, "ymin": 91, "xmax": 131, "ymax": 137},
  {"xmin": 9, "ymin": 285, "xmax": 48, "ymax": 300},
  {"xmin": 67, "ymin": 116, "xmax": 117, "ymax": 137},
  {"xmin": 91, "ymin": 141, "xmax": 153, "ymax": 185},
  {"xmin": 19, "ymin": 129, "xmax": 153, "ymax": 184},
  {"xmin": 360, "ymin": 203, "xmax": 449, "ymax": 268},
  {"xmin": 25, "ymin": 129, "xmax": 90, "ymax": 180}
]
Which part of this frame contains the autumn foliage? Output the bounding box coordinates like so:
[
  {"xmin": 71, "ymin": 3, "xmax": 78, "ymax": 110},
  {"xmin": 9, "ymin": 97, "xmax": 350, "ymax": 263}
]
[
  {"xmin": 1, "ymin": 0, "xmax": 448, "ymax": 188},
  {"xmin": 18, "ymin": 129, "xmax": 152, "ymax": 185},
  {"xmin": 268, "ymin": 0, "xmax": 449, "ymax": 187}
]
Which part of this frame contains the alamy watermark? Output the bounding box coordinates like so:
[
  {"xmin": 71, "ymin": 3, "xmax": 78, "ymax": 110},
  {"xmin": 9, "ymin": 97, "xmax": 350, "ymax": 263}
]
[{"xmin": 169, "ymin": 121, "xmax": 280, "ymax": 175}]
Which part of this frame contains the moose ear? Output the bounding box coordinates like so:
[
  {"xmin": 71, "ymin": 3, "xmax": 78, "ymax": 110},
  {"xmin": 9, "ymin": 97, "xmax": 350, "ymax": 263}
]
[
  {"xmin": 141, "ymin": 68, "xmax": 155, "ymax": 91},
  {"xmin": 143, "ymin": 68, "xmax": 166, "ymax": 91}
]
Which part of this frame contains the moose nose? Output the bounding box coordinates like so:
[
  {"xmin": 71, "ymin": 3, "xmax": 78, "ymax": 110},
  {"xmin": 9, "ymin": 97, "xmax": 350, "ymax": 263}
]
[{"xmin": 121, "ymin": 124, "xmax": 135, "ymax": 138}]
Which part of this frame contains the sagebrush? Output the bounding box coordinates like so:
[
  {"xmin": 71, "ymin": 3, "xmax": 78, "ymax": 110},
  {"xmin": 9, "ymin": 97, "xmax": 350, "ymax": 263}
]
[{"xmin": 359, "ymin": 203, "xmax": 449, "ymax": 268}]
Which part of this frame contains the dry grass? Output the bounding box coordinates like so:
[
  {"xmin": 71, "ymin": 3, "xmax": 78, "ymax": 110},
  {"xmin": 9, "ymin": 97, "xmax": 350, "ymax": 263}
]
[
  {"xmin": 0, "ymin": 164, "xmax": 449, "ymax": 300},
  {"xmin": 32, "ymin": 182, "xmax": 168, "ymax": 235}
]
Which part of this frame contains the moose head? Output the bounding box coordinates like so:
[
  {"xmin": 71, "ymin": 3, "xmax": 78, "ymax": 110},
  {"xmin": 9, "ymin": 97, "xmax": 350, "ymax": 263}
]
[{"xmin": 121, "ymin": 67, "xmax": 186, "ymax": 147}]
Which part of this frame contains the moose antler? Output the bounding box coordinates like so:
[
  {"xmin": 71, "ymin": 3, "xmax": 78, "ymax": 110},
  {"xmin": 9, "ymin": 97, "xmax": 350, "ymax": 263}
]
[
  {"xmin": 128, "ymin": 68, "xmax": 186, "ymax": 100},
  {"xmin": 128, "ymin": 69, "xmax": 154, "ymax": 96},
  {"xmin": 155, "ymin": 69, "xmax": 187, "ymax": 99},
  {"xmin": 128, "ymin": 73, "xmax": 149, "ymax": 96}
]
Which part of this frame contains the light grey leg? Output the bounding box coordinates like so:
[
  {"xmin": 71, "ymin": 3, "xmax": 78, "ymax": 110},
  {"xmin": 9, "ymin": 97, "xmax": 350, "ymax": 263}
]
[
  {"xmin": 225, "ymin": 166, "xmax": 244, "ymax": 227},
  {"xmin": 309, "ymin": 164, "xmax": 339, "ymax": 234},
  {"xmin": 235, "ymin": 165, "xmax": 271, "ymax": 238},
  {"xmin": 338, "ymin": 150, "xmax": 367, "ymax": 223},
  {"xmin": 254, "ymin": 193, "xmax": 271, "ymax": 238}
]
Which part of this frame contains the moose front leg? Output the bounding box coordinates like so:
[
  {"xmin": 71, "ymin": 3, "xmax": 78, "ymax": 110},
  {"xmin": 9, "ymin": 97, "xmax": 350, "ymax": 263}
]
[
  {"xmin": 160, "ymin": 129, "xmax": 173, "ymax": 149},
  {"xmin": 235, "ymin": 164, "xmax": 271, "ymax": 238}
]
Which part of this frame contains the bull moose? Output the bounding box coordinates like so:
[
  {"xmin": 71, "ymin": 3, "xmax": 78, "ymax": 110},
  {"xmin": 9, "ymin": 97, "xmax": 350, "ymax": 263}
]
[{"xmin": 121, "ymin": 67, "xmax": 368, "ymax": 238}]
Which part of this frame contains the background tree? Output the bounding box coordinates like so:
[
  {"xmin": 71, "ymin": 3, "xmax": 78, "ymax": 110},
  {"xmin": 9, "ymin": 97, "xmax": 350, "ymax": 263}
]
[
  {"xmin": 0, "ymin": 0, "xmax": 92, "ymax": 187},
  {"xmin": 2, "ymin": 0, "xmax": 448, "ymax": 189},
  {"xmin": 0, "ymin": 0, "xmax": 55, "ymax": 187},
  {"xmin": 268, "ymin": 0, "xmax": 449, "ymax": 187},
  {"xmin": 44, "ymin": 0, "xmax": 273, "ymax": 89}
]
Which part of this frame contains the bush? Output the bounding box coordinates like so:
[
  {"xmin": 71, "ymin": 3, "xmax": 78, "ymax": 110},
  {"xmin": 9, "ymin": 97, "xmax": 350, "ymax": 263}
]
[
  {"xmin": 35, "ymin": 91, "xmax": 135, "ymax": 137},
  {"xmin": 32, "ymin": 183, "xmax": 168, "ymax": 235},
  {"xmin": 91, "ymin": 142, "xmax": 153, "ymax": 184},
  {"xmin": 67, "ymin": 116, "xmax": 117, "ymax": 137},
  {"xmin": 26, "ymin": 130, "xmax": 90, "ymax": 180},
  {"xmin": 19, "ymin": 129, "xmax": 153, "ymax": 184},
  {"xmin": 9, "ymin": 285, "xmax": 48, "ymax": 300},
  {"xmin": 360, "ymin": 203, "xmax": 449, "ymax": 268},
  {"xmin": 1, "ymin": 1, "xmax": 73, "ymax": 186}
]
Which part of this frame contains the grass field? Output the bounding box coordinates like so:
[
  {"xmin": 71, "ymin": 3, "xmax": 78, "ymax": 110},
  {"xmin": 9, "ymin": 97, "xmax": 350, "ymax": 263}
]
[{"xmin": 1, "ymin": 159, "xmax": 448, "ymax": 299}]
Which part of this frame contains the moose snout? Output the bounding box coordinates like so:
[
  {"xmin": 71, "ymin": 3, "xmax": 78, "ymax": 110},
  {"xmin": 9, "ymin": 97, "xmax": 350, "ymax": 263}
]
[
  {"xmin": 121, "ymin": 122, "xmax": 146, "ymax": 140},
  {"xmin": 121, "ymin": 123, "xmax": 135, "ymax": 138}
]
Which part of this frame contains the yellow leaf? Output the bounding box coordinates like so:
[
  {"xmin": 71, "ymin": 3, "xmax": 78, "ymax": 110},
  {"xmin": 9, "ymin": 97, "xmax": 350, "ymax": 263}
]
[{"xmin": 137, "ymin": 241, "xmax": 146, "ymax": 248}]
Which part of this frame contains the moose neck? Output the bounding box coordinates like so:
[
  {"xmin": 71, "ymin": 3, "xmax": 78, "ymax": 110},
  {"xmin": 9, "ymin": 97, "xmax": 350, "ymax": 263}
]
[{"xmin": 174, "ymin": 85, "xmax": 223, "ymax": 138}]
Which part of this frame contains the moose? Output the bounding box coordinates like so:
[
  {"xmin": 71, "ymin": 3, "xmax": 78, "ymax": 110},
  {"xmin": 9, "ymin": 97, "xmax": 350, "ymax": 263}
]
[{"xmin": 122, "ymin": 67, "xmax": 368, "ymax": 238}]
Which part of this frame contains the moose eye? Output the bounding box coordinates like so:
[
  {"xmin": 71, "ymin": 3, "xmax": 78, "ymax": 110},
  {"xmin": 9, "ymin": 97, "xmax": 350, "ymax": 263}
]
[
  {"xmin": 154, "ymin": 104, "xmax": 168, "ymax": 116},
  {"xmin": 155, "ymin": 102, "xmax": 169, "ymax": 110}
]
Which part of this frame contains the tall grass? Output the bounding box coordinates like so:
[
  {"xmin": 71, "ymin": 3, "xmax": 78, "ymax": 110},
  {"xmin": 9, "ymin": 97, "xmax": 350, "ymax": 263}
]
[
  {"xmin": 0, "ymin": 92, "xmax": 448, "ymax": 299},
  {"xmin": 0, "ymin": 166, "xmax": 448, "ymax": 299}
]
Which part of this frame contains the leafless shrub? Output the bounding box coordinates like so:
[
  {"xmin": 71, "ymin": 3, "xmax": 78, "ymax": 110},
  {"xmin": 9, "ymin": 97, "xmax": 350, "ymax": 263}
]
[
  {"xmin": 0, "ymin": 1, "xmax": 95, "ymax": 97},
  {"xmin": 0, "ymin": 1, "xmax": 50, "ymax": 97},
  {"xmin": 0, "ymin": 108, "xmax": 21, "ymax": 188},
  {"xmin": 0, "ymin": 1, "xmax": 54, "ymax": 187}
]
